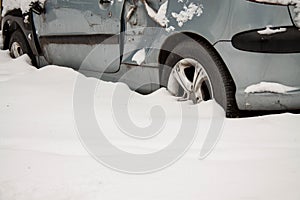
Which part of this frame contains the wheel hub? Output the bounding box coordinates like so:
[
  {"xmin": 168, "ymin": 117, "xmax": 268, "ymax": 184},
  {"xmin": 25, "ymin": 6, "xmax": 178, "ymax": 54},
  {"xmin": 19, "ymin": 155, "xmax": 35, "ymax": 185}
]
[
  {"xmin": 10, "ymin": 42, "xmax": 24, "ymax": 58},
  {"xmin": 168, "ymin": 58, "xmax": 213, "ymax": 104}
]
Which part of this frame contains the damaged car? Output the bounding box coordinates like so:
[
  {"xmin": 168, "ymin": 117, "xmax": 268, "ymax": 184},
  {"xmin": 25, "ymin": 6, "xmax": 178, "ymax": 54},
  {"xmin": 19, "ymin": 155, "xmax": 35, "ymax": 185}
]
[{"xmin": 1, "ymin": 0, "xmax": 300, "ymax": 117}]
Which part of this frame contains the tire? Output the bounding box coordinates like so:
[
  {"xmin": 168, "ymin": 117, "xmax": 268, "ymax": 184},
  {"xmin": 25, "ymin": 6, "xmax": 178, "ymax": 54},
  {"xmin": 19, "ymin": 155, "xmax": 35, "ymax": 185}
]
[
  {"xmin": 160, "ymin": 39, "xmax": 239, "ymax": 118},
  {"xmin": 9, "ymin": 29, "xmax": 35, "ymax": 65}
]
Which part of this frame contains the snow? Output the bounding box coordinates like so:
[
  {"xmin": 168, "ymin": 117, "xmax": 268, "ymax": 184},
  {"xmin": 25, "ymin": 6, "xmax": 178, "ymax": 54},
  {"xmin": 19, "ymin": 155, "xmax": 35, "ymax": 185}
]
[
  {"xmin": 245, "ymin": 82, "xmax": 299, "ymax": 94},
  {"xmin": 171, "ymin": 2, "xmax": 203, "ymax": 27},
  {"xmin": 132, "ymin": 48, "xmax": 146, "ymax": 65},
  {"xmin": 257, "ymin": 26, "xmax": 287, "ymax": 35},
  {"xmin": 142, "ymin": 0, "xmax": 169, "ymax": 27},
  {"xmin": 294, "ymin": 4, "xmax": 300, "ymax": 27},
  {"xmin": 165, "ymin": 25, "xmax": 175, "ymax": 32},
  {"xmin": 24, "ymin": 15, "xmax": 30, "ymax": 24},
  {"xmin": 1, "ymin": 0, "xmax": 46, "ymax": 16},
  {"xmin": 0, "ymin": 47, "xmax": 300, "ymax": 199},
  {"xmin": 141, "ymin": 0, "xmax": 204, "ymax": 30},
  {"xmin": 0, "ymin": 50, "xmax": 36, "ymax": 82}
]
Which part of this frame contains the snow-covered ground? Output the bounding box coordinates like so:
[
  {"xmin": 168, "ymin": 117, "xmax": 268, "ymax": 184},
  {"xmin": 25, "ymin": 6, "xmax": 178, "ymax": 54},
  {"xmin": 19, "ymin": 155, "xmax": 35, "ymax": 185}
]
[
  {"xmin": 0, "ymin": 49, "xmax": 300, "ymax": 200},
  {"xmin": 1, "ymin": 0, "xmax": 46, "ymax": 16}
]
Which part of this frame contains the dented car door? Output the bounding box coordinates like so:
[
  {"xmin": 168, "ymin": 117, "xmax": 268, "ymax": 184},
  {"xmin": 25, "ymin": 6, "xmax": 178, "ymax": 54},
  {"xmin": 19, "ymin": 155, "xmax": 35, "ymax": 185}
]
[
  {"xmin": 122, "ymin": 0, "xmax": 168, "ymax": 65},
  {"xmin": 33, "ymin": 0, "xmax": 124, "ymax": 73}
]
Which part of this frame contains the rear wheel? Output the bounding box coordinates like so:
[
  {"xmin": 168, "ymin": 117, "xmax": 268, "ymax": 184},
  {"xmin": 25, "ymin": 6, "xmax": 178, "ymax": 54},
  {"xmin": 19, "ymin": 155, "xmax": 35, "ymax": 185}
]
[
  {"xmin": 9, "ymin": 29, "xmax": 35, "ymax": 64},
  {"xmin": 160, "ymin": 39, "xmax": 239, "ymax": 117}
]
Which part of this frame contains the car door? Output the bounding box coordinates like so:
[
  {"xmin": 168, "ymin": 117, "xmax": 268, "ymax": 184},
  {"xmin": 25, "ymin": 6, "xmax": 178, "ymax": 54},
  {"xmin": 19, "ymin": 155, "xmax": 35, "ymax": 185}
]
[{"xmin": 33, "ymin": 0, "xmax": 124, "ymax": 73}]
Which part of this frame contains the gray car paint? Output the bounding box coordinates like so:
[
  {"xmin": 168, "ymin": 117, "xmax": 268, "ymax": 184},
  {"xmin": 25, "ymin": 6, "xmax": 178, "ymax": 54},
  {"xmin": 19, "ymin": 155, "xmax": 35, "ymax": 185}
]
[{"xmin": 33, "ymin": 0, "xmax": 124, "ymax": 72}]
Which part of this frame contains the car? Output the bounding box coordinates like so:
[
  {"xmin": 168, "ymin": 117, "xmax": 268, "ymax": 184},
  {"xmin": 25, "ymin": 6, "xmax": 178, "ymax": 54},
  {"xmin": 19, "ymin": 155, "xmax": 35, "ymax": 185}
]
[{"xmin": 1, "ymin": 0, "xmax": 300, "ymax": 117}]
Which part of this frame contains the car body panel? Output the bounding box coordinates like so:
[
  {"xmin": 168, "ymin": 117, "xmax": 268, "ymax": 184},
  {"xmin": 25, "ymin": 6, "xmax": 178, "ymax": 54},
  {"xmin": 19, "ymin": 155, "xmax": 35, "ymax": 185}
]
[
  {"xmin": 138, "ymin": 0, "xmax": 294, "ymax": 70},
  {"xmin": 121, "ymin": 0, "xmax": 166, "ymax": 66},
  {"xmin": 215, "ymin": 41, "xmax": 300, "ymax": 110},
  {"xmin": 32, "ymin": 0, "xmax": 125, "ymax": 73},
  {"xmin": 166, "ymin": 0, "xmax": 292, "ymax": 44}
]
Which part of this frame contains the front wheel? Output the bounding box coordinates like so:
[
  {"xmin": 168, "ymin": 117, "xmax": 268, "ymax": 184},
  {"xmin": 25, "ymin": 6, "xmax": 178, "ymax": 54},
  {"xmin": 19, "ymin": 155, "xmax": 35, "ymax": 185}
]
[
  {"xmin": 9, "ymin": 29, "xmax": 35, "ymax": 64},
  {"xmin": 160, "ymin": 39, "xmax": 239, "ymax": 117}
]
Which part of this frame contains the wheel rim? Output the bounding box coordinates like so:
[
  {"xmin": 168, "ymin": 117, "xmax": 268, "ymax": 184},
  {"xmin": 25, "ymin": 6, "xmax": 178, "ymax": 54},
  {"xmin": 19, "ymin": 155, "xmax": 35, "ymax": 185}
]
[
  {"xmin": 167, "ymin": 58, "xmax": 213, "ymax": 104},
  {"xmin": 10, "ymin": 42, "xmax": 24, "ymax": 58}
]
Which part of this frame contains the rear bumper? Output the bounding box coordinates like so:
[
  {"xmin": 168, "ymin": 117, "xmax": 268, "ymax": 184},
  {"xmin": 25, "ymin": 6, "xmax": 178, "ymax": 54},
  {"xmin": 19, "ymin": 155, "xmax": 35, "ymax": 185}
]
[{"xmin": 236, "ymin": 90, "xmax": 300, "ymax": 110}]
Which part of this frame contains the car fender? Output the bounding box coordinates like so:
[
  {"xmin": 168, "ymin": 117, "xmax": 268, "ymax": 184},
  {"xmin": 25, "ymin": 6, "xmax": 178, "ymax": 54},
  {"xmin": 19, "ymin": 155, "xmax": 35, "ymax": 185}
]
[{"xmin": 2, "ymin": 11, "xmax": 40, "ymax": 56}]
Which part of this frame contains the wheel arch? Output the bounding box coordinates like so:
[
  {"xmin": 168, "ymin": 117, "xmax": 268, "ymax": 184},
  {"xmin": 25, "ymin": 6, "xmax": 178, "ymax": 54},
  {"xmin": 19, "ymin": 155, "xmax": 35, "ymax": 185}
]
[
  {"xmin": 159, "ymin": 32, "xmax": 227, "ymax": 72},
  {"xmin": 159, "ymin": 32, "xmax": 206, "ymax": 65},
  {"xmin": 158, "ymin": 31, "xmax": 240, "ymax": 117},
  {"xmin": 2, "ymin": 10, "xmax": 25, "ymax": 50},
  {"xmin": 2, "ymin": 9, "xmax": 39, "ymax": 66},
  {"xmin": 159, "ymin": 31, "xmax": 237, "ymax": 89}
]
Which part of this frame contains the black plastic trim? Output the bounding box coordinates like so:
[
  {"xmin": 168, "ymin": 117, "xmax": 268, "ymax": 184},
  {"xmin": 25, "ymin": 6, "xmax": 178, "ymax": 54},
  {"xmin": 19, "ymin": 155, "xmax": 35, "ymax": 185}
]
[
  {"xmin": 246, "ymin": 0, "xmax": 290, "ymax": 6},
  {"xmin": 39, "ymin": 34, "xmax": 119, "ymax": 45},
  {"xmin": 1, "ymin": 13, "xmax": 40, "ymax": 56},
  {"xmin": 232, "ymin": 26, "xmax": 300, "ymax": 53}
]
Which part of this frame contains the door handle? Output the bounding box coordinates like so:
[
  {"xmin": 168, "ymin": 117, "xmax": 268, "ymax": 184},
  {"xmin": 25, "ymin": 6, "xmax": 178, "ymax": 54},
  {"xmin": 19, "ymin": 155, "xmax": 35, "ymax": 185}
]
[
  {"xmin": 99, "ymin": 0, "xmax": 112, "ymax": 4},
  {"xmin": 99, "ymin": 0, "xmax": 113, "ymax": 10}
]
